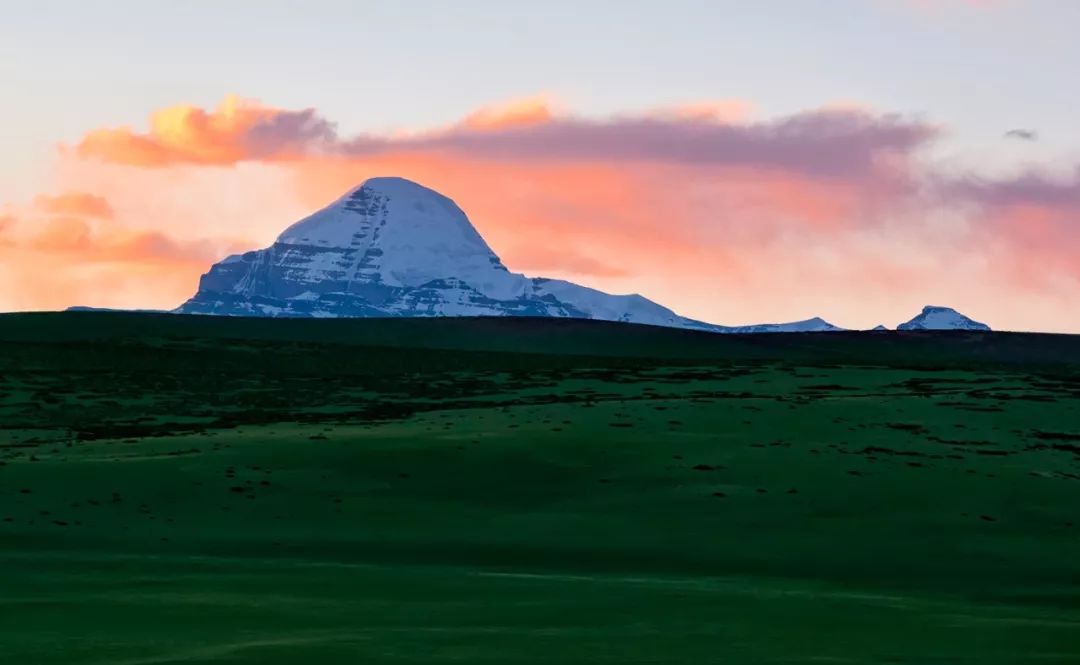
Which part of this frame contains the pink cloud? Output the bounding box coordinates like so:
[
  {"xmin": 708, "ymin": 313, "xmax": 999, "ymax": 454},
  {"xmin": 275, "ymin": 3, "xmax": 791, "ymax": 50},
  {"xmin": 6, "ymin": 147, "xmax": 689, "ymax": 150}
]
[
  {"xmin": 33, "ymin": 191, "xmax": 115, "ymax": 219},
  {"xmin": 27, "ymin": 216, "xmax": 223, "ymax": 265},
  {"xmin": 72, "ymin": 96, "xmax": 936, "ymax": 183},
  {"xmin": 947, "ymin": 168, "xmax": 1080, "ymax": 291},
  {"xmin": 949, "ymin": 167, "xmax": 1080, "ymax": 209},
  {"xmin": 0, "ymin": 189, "xmax": 253, "ymax": 313},
  {"xmin": 353, "ymin": 109, "xmax": 934, "ymax": 181}
]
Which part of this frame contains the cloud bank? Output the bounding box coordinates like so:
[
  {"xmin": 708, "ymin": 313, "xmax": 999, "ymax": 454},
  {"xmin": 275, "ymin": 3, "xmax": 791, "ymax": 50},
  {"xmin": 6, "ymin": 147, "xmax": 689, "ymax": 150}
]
[
  {"xmin": 34, "ymin": 191, "xmax": 115, "ymax": 219},
  {"xmin": 75, "ymin": 96, "xmax": 936, "ymax": 182}
]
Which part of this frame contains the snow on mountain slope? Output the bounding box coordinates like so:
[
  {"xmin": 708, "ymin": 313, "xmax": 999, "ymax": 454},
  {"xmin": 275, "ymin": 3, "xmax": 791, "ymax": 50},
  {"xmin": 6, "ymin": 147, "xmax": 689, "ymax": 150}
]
[
  {"xmin": 896, "ymin": 306, "xmax": 991, "ymax": 331},
  {"xmin": 274, "ymin": 178, "xmax": 524, "ymax": 300},
  {"xmin": 721, "ymin": 317, "xmax": 845, "ymax": 334},
  {"xmin": 526, "ymin": 278, "xmax": 687, "ymax": 327},
  {"xmin": 176, "ymin": 176, "xmax": 843, "ymax": 332}
]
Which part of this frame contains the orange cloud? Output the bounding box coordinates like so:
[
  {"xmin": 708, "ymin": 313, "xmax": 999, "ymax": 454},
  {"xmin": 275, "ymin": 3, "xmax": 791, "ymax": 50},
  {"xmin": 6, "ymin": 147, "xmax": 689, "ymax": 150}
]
[
  {"xmin": 30, "ymin": 218, "xmax": 215, "ymax": 264},
  {"xmin": 34, "ymin": 191, "xmax": 114, "ymax": 219},
  {"xmin": 0, "ymin": 214, "xmax": 15, "ymax": 247},
  {"xmin": 32, "ymin": 216, "xmax": 94, "ymax": 253},
  {"xmin": 72, "ymin": 95, "xmax": 935, "ymax": 184},
  {"xmin": 460, "ymin": 95, "xmax": 557, "ymax": 130},
  {"xmin": 75, "ymin": 95, "xmax": 335, "ymax": 166},
  {"xmin": 0, "ymin": 192, "xmax": 250, "ymax": 313},
  {"xmin": 0, "ymin": 246, "xmax": 207, "ymax": 313}
]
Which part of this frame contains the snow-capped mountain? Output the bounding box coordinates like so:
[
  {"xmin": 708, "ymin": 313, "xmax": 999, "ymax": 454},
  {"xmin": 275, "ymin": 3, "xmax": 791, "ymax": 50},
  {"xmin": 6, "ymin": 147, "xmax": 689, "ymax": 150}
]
[
  {"xmin": 176, "ymin": 177, "xmax": 842, "ymax": 333},
  {"xmin": 897, "ymin": 306, "xmax": 991, "ymax": 331},
  {"xmin": 722, "ymin": 317, "xmax": 844, "ymax": 333}
]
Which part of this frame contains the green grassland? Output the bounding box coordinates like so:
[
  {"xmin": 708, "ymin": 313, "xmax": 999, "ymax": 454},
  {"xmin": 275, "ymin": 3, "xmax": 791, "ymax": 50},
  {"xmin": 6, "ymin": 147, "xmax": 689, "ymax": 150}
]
[{"xmin": 1, "ymin": 312, "xmax": 1079, "ymax": 664}]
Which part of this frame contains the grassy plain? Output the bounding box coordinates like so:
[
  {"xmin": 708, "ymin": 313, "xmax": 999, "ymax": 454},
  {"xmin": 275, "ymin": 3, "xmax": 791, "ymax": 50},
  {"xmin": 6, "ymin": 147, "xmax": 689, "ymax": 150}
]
[{"xmin": 1, "ymin": 312, "xmax": 1079, "ymax": 664}]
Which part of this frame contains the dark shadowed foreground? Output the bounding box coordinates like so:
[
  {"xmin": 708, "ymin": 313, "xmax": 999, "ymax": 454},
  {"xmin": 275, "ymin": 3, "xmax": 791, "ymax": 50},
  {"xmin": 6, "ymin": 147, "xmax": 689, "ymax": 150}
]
[{"xmin": 1, "ymin": 313, "xmax": 1079, "ymax": 664}]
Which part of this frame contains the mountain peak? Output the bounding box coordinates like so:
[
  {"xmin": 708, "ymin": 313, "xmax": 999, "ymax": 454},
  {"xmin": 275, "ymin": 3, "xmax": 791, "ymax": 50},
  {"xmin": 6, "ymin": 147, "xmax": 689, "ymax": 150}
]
[
  {"xmin": 339, "ymin": 176, "xmax": 445, "ymax": 201},
  {"xmin": 897, "ymin": 305, "xmax": 990, "ymax": 331},
  {"xmin": 273, "ymin": 177, "xmax": 517, "ymax": 297},
  {"xmin": 279, "ymin": 177, "xmax": 479, "ymax": 243},
  {"xmin": 177, "ymin": 175, "xmax": 844, "ymax": 333}
]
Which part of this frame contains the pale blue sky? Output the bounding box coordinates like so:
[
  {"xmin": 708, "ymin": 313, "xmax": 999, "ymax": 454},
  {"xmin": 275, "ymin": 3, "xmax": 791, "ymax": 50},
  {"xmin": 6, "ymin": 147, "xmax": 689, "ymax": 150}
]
[{"xmin": 2, "ymin": 0, "xmax": 1079, "ymax": 201}]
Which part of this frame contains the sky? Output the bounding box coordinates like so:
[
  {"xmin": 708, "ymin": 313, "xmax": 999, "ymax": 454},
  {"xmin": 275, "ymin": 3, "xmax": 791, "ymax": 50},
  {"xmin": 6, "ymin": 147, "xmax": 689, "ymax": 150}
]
[{"xmin": 1, "ymin": 0, "xmax": 1079, "ymax": 331}]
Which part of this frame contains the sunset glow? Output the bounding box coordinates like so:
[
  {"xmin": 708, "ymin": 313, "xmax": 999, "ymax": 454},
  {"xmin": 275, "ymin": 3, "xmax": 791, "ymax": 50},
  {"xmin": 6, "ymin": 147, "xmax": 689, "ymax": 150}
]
[{"xmin": 2, "ymin": 0, "xmax": 1077, "ymax": 332}]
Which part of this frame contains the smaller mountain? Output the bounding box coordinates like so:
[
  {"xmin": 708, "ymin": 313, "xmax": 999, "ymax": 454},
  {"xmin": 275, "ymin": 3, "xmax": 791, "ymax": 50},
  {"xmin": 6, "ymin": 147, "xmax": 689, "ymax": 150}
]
[
  {"xmin": 897, "ymin": 306, "xmax": 990, "ymax": 331},
  {"xmin": 871, "ymin": 324, "xmax": 889, "ymax": 331},
  {"xmin": 722, "ymin": 317, "xmax": 844, "ymax": 334}
]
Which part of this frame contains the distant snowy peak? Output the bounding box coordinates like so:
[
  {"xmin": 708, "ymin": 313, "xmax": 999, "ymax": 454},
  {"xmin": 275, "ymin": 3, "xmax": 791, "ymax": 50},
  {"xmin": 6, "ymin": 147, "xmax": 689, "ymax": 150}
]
[
  {"xmin": 723, "ymin": 317, "xmax": 844, "ymax": 334},
  {"xmin": 897, "ymin": 306, "xmax": 990, "ymax": 331},
  {"xmin": 176, "ymin": 176, "xmax": 844, "ymax": 333},
  {"xmin": 871, "ymin": 324, "xmax": 889, "ymax": 331}
]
